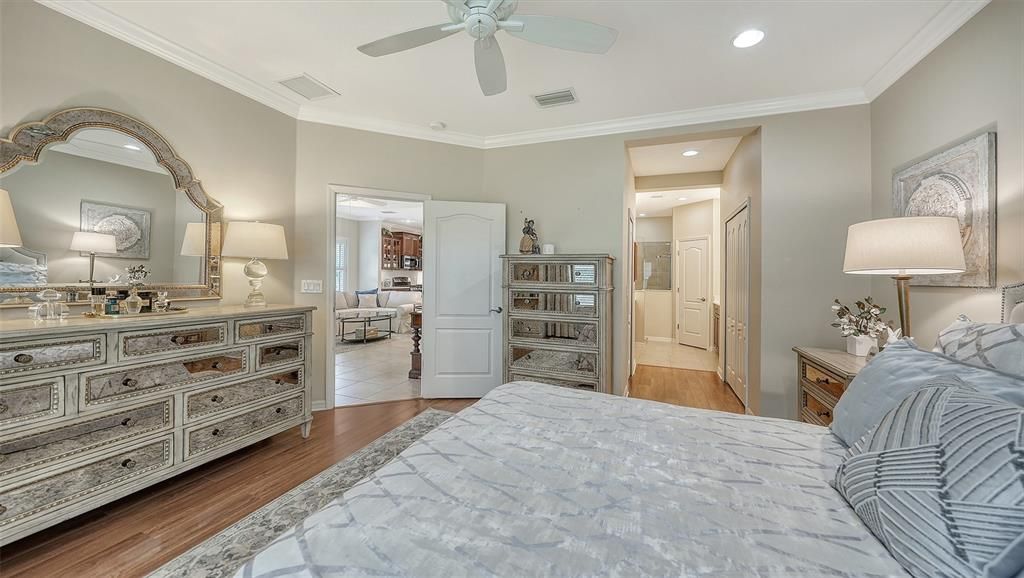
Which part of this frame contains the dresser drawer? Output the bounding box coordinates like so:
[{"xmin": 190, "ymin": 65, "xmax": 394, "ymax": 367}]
[
  {"xmin": 185, "ymin": 394, "xmax": 304, "ymax": 459},
  {"xmin": 509, "ymin": 261, "xmax": 598, "ymax": 287},
  {"xmin": 0, "ymin": 378, "xmax": 64, "ymax": 429},
  {"xmin": 185, "ymin": 368, "xmax": 304, "ymax": 421},
  {"xmin": 799, "ymin": 359, "xmax": 846, "ymax": 400},
  {"xmin": 119, "ymin": 322, "xmax": 227, "ymax": 361},
  {"xmin": 235, "ymin": 315, "xmax": 305, "ymax": 342},
  {"xmin": 509, "ymin": 317, "xmax": 598, "ymax": 347},
  {"xmin": 800, "ymin": 388, "xmax": 834, "ymax": 426},
  {"xmin": 82, "ymin": 349, "xmax": 248, "ymax": 408},
  {"xmin": 509, "ymin": 291, "xmax": 598, "ymax": 318},
  {"xmin": 0, "ymin": 399, "xmax": 172, "ymax": 479},
  {"xmin": 0, "ymin": 437, "xmax": 172, "ymax": 530},
  {"xmin": 509, "ymin": 346, "xmax": 598, "ymax": 378},
  {"xmin": 255, "ymin": 338, "xmax": 303, "ymax": 370},
  {"xmin": 507, "ymin": 371, "xmax": 598, "ymax": 392},
  {"xmin": 0, "ymin": 336, "xmax": 106, "ymax": 377}
]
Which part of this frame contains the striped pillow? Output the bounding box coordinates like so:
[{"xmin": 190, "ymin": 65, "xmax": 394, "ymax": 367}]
[
  {"xmin": 936, "ymin": 321, "xmax": 1024, "ymax": 376},
  {"xmin": 833, "ymin": 378, "xmax": 1024, "ymax": 578}
]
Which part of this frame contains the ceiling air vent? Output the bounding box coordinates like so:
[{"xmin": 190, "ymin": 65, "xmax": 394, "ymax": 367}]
[
  {"xmin": 533, "ymin": 88, "xmax": 577, "ymax": 108},
  {"xmin": 278, "ymin": 74, "xmax": 339, "ymax": 101}
]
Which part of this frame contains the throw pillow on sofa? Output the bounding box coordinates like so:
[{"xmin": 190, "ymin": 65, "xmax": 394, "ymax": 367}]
[
  {"xmin": 833, "ymin": 377, "xmax": 1024, "ymax": 578},
  {"xmin": 357, "ymin": 294, "xmax": 378, "ymax": 309}
]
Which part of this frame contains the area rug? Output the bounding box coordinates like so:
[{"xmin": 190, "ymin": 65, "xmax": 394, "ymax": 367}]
[{"xmin": 148, "ymin": 408, "xmax": 454, "ymax": 578}]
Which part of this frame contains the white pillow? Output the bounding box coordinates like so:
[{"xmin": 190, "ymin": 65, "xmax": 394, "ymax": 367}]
[
  {"xmin": 1011, "ymin": 302, "xmax": 1024, "ymax": 323},
  {"xmin": 357, "ymin": 294, "xmax": 378, "ymax": 309},
  {"xmin": 377, "ymin": 291, "xmax": 391, "ymax": 307}
]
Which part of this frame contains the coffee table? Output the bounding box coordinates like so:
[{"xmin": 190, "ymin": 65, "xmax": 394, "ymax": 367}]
[{"xmin": 338, "ymin": 312, "xmax": 396, "ymax": 343}]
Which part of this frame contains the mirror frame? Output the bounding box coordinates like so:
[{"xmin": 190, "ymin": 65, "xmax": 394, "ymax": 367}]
[{"xmin": 0, "ymin": 107, "xmax": 223, "ymax": 304}]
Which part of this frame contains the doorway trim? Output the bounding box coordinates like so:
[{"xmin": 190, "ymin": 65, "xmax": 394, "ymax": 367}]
[
  {"xmin": 722, "ymin": 197, "xmax": 751, "ymax": 412},
  {"xmin": 675, "ymin": 234, "xmax": 711, "ymax": 350},
  {"xmin": 323, "ymin": 184, "xmax": 432, "ymax": 411}
]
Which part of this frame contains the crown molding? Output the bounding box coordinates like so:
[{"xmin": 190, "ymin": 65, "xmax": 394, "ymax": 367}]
[
  {"xmin": 297, "ymin": 107, "xmax": 486, "ymax": 149},
  {"xmin": 863, "ymin": 0, "xmax": 989, "ymax": 100},
  {"xmin": 39, "ymin": 0, "xmax": 984, "ymax": 150},
  {"xmin": 38, "ymin": 0, "xmax": 302, "ymax": 118},
  {"xmin": 480, "ymin": 88, "xmax": 869, "ymax": 148}
]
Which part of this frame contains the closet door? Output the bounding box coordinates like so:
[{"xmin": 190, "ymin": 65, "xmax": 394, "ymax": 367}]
[{"xmin": 724, "ymin": 205, "xmax": 750, "ymax": 409}]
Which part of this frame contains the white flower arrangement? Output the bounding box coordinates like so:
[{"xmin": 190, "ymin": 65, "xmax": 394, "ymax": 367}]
[{"xmin": 831, "ymin": 297, "xmax": 890, "ymax": 338}]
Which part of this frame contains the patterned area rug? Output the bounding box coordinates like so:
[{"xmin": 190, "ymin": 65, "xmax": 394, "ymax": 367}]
[{"xmin": 148, "ymin": 408, "xmax": 454, "ymax": 578}]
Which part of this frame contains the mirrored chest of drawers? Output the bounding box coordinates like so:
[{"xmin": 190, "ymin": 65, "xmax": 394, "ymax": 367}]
[
  {"xmin": 0, "ymin": 304, "xmax": 315, "ymax": 545},
  {"xmin": 501, "ymin": 254, "xmax": 614, "ymax": 394}
]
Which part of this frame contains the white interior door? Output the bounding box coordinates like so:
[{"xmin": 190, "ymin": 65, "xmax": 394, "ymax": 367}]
[
  {"xmin": 421, "ymin": 201, "xmax": 506, "ymax": 398},
  {"xmin": 677, "ymin": 238, "xmax": 710, "ymax": 349},
  {"xmin": 724, "ymin": 207, "xmax": 749, "ymax": 407}
]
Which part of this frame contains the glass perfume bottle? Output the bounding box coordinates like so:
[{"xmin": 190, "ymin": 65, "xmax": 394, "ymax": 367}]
[{"xmin": 125, "ymin": 288, "xmax": 144, "ymax": 315}]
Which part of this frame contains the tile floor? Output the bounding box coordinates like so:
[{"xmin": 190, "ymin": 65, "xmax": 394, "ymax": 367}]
[
  {"xmin": 634, "ymin": 339, "xmax": 719, "ymax": 372},
  {"xmin": 334, "ymin": 333, "xmax": 420, "ymax": 406}
]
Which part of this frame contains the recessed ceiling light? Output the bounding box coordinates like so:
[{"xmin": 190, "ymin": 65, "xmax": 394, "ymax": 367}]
[
  {"xmin": 678, "ymin": 197, "xmax": 688, "ymax": 201},
  {"xmin": 651, "ymin": 194, "xmax": 663, "ymax": 199},
  {"xmin": 122, "ymin": 144, "xmax": 142, "ymax": 151},
  {"xmin": 733, "ymin": 29, "xmax": 765, "ymax": 48},
  {"xmin": 381, "ymin": 210, "xmax": 397, "ymax": 214},
  {"xmin": 682, "ymin": 149, "xmax": 700, "ymax": 157},
  {"xmin": 639, "ymin": 213, "xmax": 647, "ymax": 217}
]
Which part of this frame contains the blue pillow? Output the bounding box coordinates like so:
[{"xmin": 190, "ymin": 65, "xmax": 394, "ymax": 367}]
[
  {"xmin": 833, "ymin": 378, "xmax": 1024, "ymax": 578},
  {"xmin": 831, "ymin": 340, "xmax": 1024, "ymax": 446}
]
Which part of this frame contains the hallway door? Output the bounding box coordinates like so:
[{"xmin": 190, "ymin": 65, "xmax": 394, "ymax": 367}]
[
  {"xmin": 724, "ymin": 205, "xmax": 750, "ymax": 408},
  {"xmin": 677, "ymin": 237, "xmax": 710, "ymax": 349}
]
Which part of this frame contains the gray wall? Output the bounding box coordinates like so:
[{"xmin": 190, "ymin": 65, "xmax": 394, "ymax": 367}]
[
  {"xmin": 1, "ymin": 0, "xmax": 297, "ymax": 307},
  {"xmin": 870, "ymin": 0, "xmax": 1024, "ymax": 347}
]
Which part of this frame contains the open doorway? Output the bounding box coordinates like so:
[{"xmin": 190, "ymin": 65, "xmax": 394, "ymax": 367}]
[{"xmin": 332, "ymin": 189, "xmax": 425, "ymax": 407}]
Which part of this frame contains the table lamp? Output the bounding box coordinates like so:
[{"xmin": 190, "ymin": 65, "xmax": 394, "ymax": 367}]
[
  {"xmin": 843, "ymin": 216, "xmax": 965, "ymax": 338},
  {"xmin": 0, "ymin": 189, "xmax": 22, "ymax": 248},
  {"xmin": 70, "ymin": 231, "xmax": 117, "ymax": 286},
  {"xmin": 221, "ymin": 221, "xmax": 288, "ymax": 307}
]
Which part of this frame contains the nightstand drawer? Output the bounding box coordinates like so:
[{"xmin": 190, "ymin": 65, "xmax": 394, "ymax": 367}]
[
  {"xmin": 801, "ymin": 362, "xmax": 846, "ymax": 399},
  {"xmin": 793, "ymin": 347, "xmax": 867, "ymax": 426},
  {"xmin": 801, "ymin": 388, "xmax": 834, "ymax": 426}
]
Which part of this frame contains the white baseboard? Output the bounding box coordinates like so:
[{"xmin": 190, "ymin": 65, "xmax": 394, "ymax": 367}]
[
  {"xmin": 645, "ymin": 336, "xmax": 672, "ymax": 343},
  {"xmin": 312, "ymin": 400, "xmax": 329, "ymax": 412}
]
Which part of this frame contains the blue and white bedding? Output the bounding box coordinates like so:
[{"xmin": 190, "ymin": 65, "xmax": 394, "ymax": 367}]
[{"xmin": 237, "ymin": 382, "xmax": 906, "ymax": 577}]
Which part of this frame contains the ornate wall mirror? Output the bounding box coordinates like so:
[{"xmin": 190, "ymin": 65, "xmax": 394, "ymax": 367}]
[{"xmin": 0, "ymin": 108, "xmax": 222, "ymax": 305}]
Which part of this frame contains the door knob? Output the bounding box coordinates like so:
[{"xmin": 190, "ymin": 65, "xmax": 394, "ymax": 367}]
[
  {"xmin": 490, "ymin": 307, "xmax": 503, "ymax": 314},
  {"xmin": 699, "ymin": 297, "xmax": 706, "ymax": 302}
]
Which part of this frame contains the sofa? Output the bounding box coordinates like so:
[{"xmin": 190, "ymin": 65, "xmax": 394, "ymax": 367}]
[{"xmin": 336, "ymin": 290, "xmax": 422, "ymax": 335}]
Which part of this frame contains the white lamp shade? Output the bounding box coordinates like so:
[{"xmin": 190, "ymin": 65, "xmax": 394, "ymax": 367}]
[
  {"xmin": 221, "ymin": 221, "xmax": 288, "ymax": 260},
  {"xmin": 843, "ymin": 216, "xmax": 966, "ymax": 276},
  {"xmin": 0, "ymin": 189, "xmax": 22, "ymax": 248},
  {"xmin": 70, "ymin": 231, "xmax": 117, "ymax": 254},
  {"xmin": 180, "ymin": 222, "xmax": 207, "ymax": 256}
]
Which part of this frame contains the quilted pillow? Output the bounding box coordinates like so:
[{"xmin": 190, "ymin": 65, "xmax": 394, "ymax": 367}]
[
  {"xmin": 833, "ymin": 378, "xmax": 1024, "ymax": 578},
  {"xmin": 936, "ymin": 321, "xmax": 1024, "ymax": 376},
  {"xmin": 831, "ymin": 341, "xmax": 1024, "ymax": 446}
]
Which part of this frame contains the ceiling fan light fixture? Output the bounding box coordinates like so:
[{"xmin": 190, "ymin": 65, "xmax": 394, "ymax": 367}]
[
  {"xmin": 682, "ymin": 149, "xmax": 700, "ymax": 157},
  {"xmin": 732, "ymin": 29, "xmax": 765, "ymax": 48}
]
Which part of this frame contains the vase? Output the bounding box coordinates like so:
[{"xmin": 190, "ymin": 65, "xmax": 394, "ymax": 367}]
[{"xmin": 846, "ymin": 335, "xmax": 874, "ymax": 357}]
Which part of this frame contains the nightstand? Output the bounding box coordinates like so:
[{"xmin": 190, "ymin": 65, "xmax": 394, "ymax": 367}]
[{"xmin": 792, "ymin": 347, "xmax": 869, "ymax": 426}]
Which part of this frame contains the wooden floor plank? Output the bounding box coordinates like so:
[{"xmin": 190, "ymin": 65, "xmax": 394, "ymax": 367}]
[
  {"xmin": 0, "ymin": 398, "xmax": 476, "ymax": 578},
  {"xmin": 628, "ymin": 365, "xmax": 745, "ymax": 413}
]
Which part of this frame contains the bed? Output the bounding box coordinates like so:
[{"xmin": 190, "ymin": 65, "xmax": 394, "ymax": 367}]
[{"xmin": 236, "ymin": 383, "xmax": 908, "ymax": 577}]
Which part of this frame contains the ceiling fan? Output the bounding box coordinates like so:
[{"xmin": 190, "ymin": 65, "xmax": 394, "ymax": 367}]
[{"xmin": 356, "ymin": 0, "xmax": 618, "ymax": 96}]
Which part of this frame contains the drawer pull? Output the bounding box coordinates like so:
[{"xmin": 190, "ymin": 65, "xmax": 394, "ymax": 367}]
[
  {"xmin": 275, "ymin": 407, "xmax": 283, "ymax": 414},
  {"xmin": 121, "ymin": 417, "xmax": 136, "ymax": 427},
  {"xmin": 121, "ymin": 458, "xmax": 137, "ymax": 469},
  {"xmin": 211, "ymin": 362, "xmax": 222, "ymax": 370},
  {"xmin": 274, "ymin": 379, "xmax": 284, "ymax": 385},
  {"xmin": 13, "ymin": 353, "xmax": 34, "ymax": 364},
  {"xmin": 0, "ymin": 402, "xmax": 7, "ymax": 415},
  {"xmin": 211, "ymin": 394, "xmax": 225, "ymax": 403},
  {"xmin": 211, "ymin": 428, "xmax": 223, "ymax": 436},
  {"xmin": 170, "ymin": 335, "xmax": 185, "ymax": 345},
  {"xmin": 0, "ymin": 504, "xmax": 6, "ymax": 515},
  {"xmin": 815, "ymin": 377, "xmax": 831, "ymax": 385},
  {"xmin": 122, "ymin": 377, "xmax": 139, "ymax": 388},
  {"xmin": 266, "ymin": 324, "xmax": 274, "ymax": 332},
  {"xmin": 817, "ymin": 410, "xmax": 832, "ymax": 418}
]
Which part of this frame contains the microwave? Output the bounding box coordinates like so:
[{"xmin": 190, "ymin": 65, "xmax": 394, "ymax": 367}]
[{"xmin": 402, "ymin": 256, "xmax": 421, "ymax": 269}]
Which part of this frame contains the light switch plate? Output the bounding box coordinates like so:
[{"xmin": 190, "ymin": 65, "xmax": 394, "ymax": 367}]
[{"xmin": 300, "ymin": 280, "xmax": 323, "ymax": 294}]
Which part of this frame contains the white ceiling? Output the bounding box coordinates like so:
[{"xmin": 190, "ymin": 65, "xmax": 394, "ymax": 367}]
[
  {"xmin": 637, "ymin": 188, "xmax": 720, "ymax": 218},
  {"xmin": 337, "ymin": 196, "xmax": 423, "ymax": 225},
  {"xmin": 44, "ymin": 0, "xmax": 987, "ymax": 148},
  {"xmin": 49, "ymin": 128, "xmax": 168, "ymax": 174},
  {"xmin": 629, "ymin": 137, "xmax": 742, "ymax": 176}
]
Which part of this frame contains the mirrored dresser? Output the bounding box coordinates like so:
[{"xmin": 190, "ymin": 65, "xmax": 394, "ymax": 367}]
[
  {"xmin": 501, "ymin": 254, "xmax": 614, "ymax": 393},
  {"xmin": 0, "ymin": 305, "xmax": 315, "ymax": 546}
]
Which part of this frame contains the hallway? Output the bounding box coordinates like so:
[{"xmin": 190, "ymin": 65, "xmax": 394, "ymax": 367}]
[{"xmin": 633, "ymin": 340, "xmax": 719, "ymax": 372}]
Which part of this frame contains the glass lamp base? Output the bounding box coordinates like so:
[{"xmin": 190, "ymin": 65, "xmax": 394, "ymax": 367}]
[{"xmin": 243, "ymin": 258, "xmax": 269, "ymax": 308}]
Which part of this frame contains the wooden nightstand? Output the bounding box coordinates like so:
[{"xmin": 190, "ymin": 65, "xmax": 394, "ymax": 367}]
[{"xmin": 793, "ymin": 347, "xmax": 869, "ymax": 426}]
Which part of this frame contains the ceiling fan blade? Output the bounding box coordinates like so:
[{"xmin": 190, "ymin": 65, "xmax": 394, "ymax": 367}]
[
  {"xmin": 357, "ymin": 23, "xmax": 458, "ymax": 57},
  {"xmin": 474, "ymin": 37, "xmax": 507, "ymax": 96},
  {"xmin": 505, "ymin": 15, "xmax": 618, "ymax": 54}
]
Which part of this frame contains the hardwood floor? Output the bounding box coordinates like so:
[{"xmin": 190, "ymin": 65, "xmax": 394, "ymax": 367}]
[
  {"xmin": 0, "ymin": 398, "xmax": 476, "ymax": 578},
  {"xmin": 629, "ymin": 364, "xmax": 745, "ymax": 413}
]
